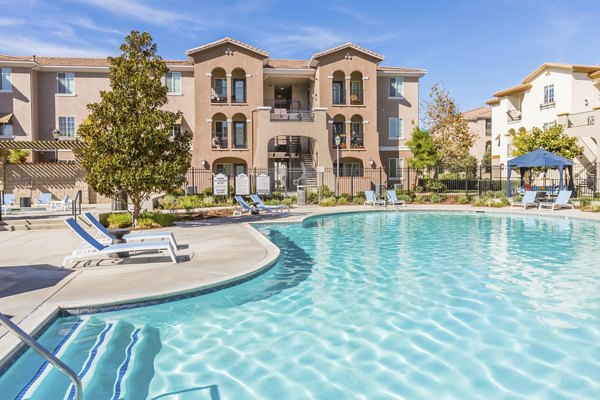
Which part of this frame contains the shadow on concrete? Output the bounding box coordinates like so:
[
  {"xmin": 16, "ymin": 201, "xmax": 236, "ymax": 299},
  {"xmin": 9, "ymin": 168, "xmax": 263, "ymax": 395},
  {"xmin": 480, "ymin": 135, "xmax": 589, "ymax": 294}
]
[
  {"xmin": 0, "ymin": 264, "xmax": 73, "ymax": 298},
  {"xmin": 174, "ymin": 212, "xmax": 297, "ymax": 228}
]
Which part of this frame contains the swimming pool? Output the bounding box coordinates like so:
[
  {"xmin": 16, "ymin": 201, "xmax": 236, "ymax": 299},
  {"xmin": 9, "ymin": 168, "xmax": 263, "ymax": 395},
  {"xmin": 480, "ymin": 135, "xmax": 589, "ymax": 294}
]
[{"xmin": 1, "ymin": 212, "xmax": 599, "ymax": 399}]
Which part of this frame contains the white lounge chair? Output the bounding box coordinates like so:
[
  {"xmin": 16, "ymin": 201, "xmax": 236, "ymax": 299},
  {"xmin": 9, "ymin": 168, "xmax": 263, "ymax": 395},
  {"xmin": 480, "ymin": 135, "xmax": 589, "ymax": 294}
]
[
  {"xmin": 249, "ymin": 194, "xmax": 290, "ymax": 213},
  {"xmin": 386, "ymin": 190, "xmax": 406, "ymax": 208},
  {"xmin": 538, "ymin": 190, "xmax": 574, "ymax": 211},
  {"xmin": 233, "ymin": 195, "xmax": 258, "ymax": 216},
  {"xmin": 1, "ymin": 194, "xmax": 15, "ymax": 215},
  {"xmin": 35, "ymin": 193, "xmax": 52, "ymax": 209},
  {"xmin": 84, "ymin": 212, "xmax": 179, "ymax": 249},
  {"xmin": 63, "ymin": 217, "xmax": 178, "ymax": 267},
  {"xmin": 364, "ymin": 190, "xmax": 385, "ymax": 206},
  {"xmin": 511, "ymin": 190, "xmax": 538, "ymax": 209},
  {"xmin": 51, "ymin": 194, "xmax": 71, "ymax": 211}
]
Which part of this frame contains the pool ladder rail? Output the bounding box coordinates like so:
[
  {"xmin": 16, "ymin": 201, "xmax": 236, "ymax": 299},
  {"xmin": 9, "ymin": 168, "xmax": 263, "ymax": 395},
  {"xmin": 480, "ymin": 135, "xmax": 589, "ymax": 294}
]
[{"xmin": 0, "ymin": 313, "xmax": 83, "ymax": 400}]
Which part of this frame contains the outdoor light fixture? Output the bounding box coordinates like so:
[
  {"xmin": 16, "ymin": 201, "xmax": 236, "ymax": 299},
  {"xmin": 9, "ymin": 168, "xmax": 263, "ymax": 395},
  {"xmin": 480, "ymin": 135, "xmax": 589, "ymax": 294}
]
[
  {"xmin": 52, "ymin": 129, "xmax": 60, "ymax": 162},
  {"xmin": 200, "ymin": 158, "xmax": 208, "ymax": 168},
  {"xmin": 369, "ymin": 158, "xmax": 376, "ymax": 168}
]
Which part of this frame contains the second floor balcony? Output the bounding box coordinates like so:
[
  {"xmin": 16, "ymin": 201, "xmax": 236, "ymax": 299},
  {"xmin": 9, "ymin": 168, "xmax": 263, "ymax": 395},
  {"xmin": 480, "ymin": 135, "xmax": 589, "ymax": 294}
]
[
  {"xmin": 507, "ymin": 108, "xmax": 522, "ymax": 123},
  {"xmin": 265, "ymin": 100, "xmax": 314, "ymax": 122},
  {"xmin": 558, "ymin": 109, "xmax": 599, "ymax": 137}
]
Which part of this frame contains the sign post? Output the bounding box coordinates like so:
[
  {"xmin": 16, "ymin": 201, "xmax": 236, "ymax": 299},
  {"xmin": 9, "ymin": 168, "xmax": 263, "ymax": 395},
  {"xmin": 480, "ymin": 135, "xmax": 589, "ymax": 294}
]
[
  {"xmin": 235, "ymin": 173, "xmax": 250, "ymax": 196},
  {"xmin": 256, "ymin": 174, "xmax": 271, "ymax": 196},
  {"xmin": 212, "ymin": 173, "xmax": 228, "ymax": 196}
]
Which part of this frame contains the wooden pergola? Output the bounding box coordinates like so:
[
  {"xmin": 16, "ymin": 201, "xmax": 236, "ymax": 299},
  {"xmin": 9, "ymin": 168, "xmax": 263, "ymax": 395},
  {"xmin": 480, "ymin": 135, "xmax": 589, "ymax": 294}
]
[{"xmin": 0, "ymin": 140, "xmax": 85, "ymax": 151}]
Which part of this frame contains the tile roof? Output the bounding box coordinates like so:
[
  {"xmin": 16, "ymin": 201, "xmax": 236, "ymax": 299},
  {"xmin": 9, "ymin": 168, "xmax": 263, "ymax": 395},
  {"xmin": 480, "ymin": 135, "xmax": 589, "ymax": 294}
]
[
  {"xmin": 0, "ymin": 54, "xmax": 191, "ymax": 67},
  {"xmin": 377, "ymin": 66, "xmax": 426, "ymax": 73},
  {"xmin": 266, "ymin": 59, "xmax": 310, "ymax": 69},
  {"xmin": 186, "ymin": 37, "xmax": 269, "ymax": 57},
  {"xmin": 493, "ymin": 83, "xmax": 532, "ymax": 98},
  {"xmin": 0, "ymin": 54, "xmax": 34, "ymax": 62},
  {"xmin": 521, "ymin": 62, "xmax": 600, "ymax": 83},
  {"xmin": 462, "ymin": 106, "xmax": 491, "ymax": 120},
  {"xmin": 311, "ymin": 43, "xmax": 384, "ymax": 61}
]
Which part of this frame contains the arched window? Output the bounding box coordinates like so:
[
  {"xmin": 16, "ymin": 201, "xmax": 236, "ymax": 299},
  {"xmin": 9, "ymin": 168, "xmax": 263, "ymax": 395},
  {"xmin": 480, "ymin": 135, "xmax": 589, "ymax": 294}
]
[
  {"xmin": 350, "ymin": 115, "xmax": 364, "ymax": 148},
  {"xmin": 232, "ymin": 113, "xmax": 247, "ymax": 149},
  {"xmin": 212, "ymin": 113, "xmax": 228, "ymax": 149},
  {"xmin": 211, "ymin": 68, "xmax": 227, "ymax": 103},
  {"xmin": 350, "ymin": 71, "xmax": 363, "ymax": 105},
  {"xmin": 231, "ymin": 68, "xmax": 246, "ymax": 103},
  {"xmin": 332, "ymin": 70, "xmax": 345, "ymax": 105},
  {"xmin": 332, "ymin": 114, "xmax": 346, "ymax": 148}
]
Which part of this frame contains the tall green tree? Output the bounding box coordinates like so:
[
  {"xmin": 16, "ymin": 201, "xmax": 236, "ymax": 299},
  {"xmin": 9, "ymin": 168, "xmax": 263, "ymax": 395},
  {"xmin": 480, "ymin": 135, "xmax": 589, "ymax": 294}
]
[
  {"xmin": 422, "ymin": 83, "xmax": 478, "ymax": 168},
  {"xmin": 406, "ymin": 127, "xmax": 439, "ymax": 169},
  {"xmin": 78, "ymin": 31, "xmax": 192, "ymax": 222},
  {"xmin": 512, "ymin": 124, "xmax": 582, "ymax": 159}
]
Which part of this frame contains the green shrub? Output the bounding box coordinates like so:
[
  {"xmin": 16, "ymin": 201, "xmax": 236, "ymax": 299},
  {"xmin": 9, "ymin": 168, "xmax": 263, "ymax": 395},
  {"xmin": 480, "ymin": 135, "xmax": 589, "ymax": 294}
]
[
  {"xmin": 579, "ymin": 198, "xmax": 592, "ymax": 207},
  {"xmin": 201, "ymin": 196, "xmax": 216, "ymax": 207},
  {"xmin": 319, "ymin": 196, "xmax": 337, "ymax": 207},
  {"xmin": 352, "ymin": 196, "xmax": 364, "ymax": 205},
  {"xmin": 201, "ymin": 186, "xmax": 213, "ymax": 197},
  {"xmin": 176, "ymin": 195, "xmax": 200, "ymax": 210},
  {"xmin": 159, "ymin": 194, "xmax": 177, "ymax": 210},
  {"xmin": 425, "ymin": 180, "xmax": 447, "ymax": 193},
  {"xmin": 106, "ymin": 213, "xmax": 132, "ymax": 228},
  {"xmin": 398, "ymin": 194, "xmax": 412, "ymax": 203},
  {"xmin": 430, "ymin": 194, "xmax": 445, "ymax": 203},
  {"xmin": 337, "ymin": 197, "xmax": 349, "ymax": 205},
  {"xmin": 137, "ymin": 212, "xmax": 176, "ymax": 228},
  {"xmin": 457, "ymin": 195, "xmax": 470, "ymax": 205}
]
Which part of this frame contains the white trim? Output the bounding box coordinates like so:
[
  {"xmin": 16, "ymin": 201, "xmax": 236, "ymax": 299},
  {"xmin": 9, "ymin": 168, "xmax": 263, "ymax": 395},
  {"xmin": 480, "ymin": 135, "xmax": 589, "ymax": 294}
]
[
  {"xmin": 206, "ymin": 119, "xmax": 212, "ymax": 123},
  {"xmin": 388, "ymin": 77, "xmax": 404, "ymax": 99},
  {"xmin": 377, "ymin": 70, "xmax": 426, "ymax": 78},
  {"xmin": 245, "ymin": 74, "xmax": 252, "ymax": 78},
  {"xmin": 379, "ymin": 146, "xmax": 410, "ymax": 151},
  {"xmin": 205, "ymin": 72, "xmax": 212, "ymax": 77},
  {"xmin": 57, "ymin": 115, "xmax": 77, "ymax": 138},
  {"xmin": 344, "ymin": 76, "xmax": 351, "ymax": 80},
  {"xmin": 226, "ymin": 73, "xmax": 232, "ymax": 77},
  {"xmin": 263, "ymin": 68, "xmax": 315, "ymax": 77},
  {"xmin": 362, "ymin": 76, "xmax": 369, "ymax": 80},
  {"xmin": 56, "ymin": 72, "xmax": 75, "ymax": 95}
]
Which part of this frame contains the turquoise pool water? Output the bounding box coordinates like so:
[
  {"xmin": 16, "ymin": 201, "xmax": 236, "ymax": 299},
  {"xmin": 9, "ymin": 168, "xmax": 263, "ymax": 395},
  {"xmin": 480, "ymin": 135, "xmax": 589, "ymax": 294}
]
[{"xmin": 1, "ymin": 212, "xmax": 599, "ymax": 399}]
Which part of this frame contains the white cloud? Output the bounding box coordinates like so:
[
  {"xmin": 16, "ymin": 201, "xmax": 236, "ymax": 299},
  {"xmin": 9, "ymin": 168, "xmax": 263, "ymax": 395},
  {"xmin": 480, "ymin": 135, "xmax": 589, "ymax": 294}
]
[
  {"xmin": 262, "ymin": 26, "xmax": 345, "ymax": 56},
  {"xmin": 0, "ymin": 35, "xmax": 111, "ymax": 57},
  {"xmin": 0, "ymin": 17, "xmax": 25, "ymax": 26}
]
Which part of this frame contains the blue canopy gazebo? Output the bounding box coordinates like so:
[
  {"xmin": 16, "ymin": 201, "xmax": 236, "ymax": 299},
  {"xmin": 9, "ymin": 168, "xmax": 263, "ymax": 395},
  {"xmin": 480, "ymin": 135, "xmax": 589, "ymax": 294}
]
[{"xmin": 506, "ymin": 148, "xmax": 574, "ymax": 197}]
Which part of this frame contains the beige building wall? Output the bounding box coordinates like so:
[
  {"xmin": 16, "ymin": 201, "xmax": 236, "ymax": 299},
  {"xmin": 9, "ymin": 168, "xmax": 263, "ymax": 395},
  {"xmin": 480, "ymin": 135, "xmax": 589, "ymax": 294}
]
[
  {"xmin": 463, "ymin": 106, "xmax": 492, "ymax": 163},
  {"xmin": 0, "ymin": 67, "xmax": 34, "ymax": 141}
]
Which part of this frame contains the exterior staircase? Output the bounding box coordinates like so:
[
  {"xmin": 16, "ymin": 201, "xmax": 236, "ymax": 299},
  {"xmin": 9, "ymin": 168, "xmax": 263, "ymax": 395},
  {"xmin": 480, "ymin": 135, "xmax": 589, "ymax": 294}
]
[
  {"xmin": 574, "ymin": 137, "xmax": 597, "ymax": 190},
  {"xmin": 299, "ymin": 153, "xmax": 318, "ymax": 186}
]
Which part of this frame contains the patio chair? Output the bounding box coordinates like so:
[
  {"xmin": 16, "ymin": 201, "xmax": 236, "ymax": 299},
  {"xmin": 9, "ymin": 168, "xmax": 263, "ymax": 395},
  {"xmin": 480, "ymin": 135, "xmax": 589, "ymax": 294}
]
[
  {"xmin": 35, "ymin": 193, "xmax": 53, "ymax": 209},
  {"xmin": 249, "ymin": 194, "xmax": 290, "ymax": 213},
  {"xmin": 1, "ymin": 194, "xmax": 16, "ymax": 215},
  {"xmin": 386, "ymin": 190, "xmax": 406, "ymax": 208},
  {"xmin": 510, "ymin": 190, "xmax": 537, "ymax": 210},
  {"xmin": 50, "ymin": 194, "xmax": 71, "ymax": 211},
  {"xmin": 538, "ymin": 190, "xmax": 574, "ymax": 211},
  {"xmin": 233, "ymin": 195, "xmax": 258, "ymax": 216},
  {"xmin": 364, "ymin": 190, "xmax": 385, "ymax": 206},
  {"xmin": 84, "ymin": 212, "xmax": 179, "ymax": 249},
  {"xmin": 63, "ymin": 217, "xmax": 178, "ymax": 267}
]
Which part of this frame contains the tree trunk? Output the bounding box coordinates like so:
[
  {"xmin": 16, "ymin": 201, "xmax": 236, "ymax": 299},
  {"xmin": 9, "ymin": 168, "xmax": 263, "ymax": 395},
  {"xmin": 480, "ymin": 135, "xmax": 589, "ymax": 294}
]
[{"xmin": 131, "ymin": 194, "xmax": 142, "ymax": 227}]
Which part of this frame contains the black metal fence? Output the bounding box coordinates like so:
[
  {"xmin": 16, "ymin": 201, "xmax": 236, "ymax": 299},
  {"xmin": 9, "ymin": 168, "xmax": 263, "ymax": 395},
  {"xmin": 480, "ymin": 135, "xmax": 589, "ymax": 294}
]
[{"xmin": 184, "ymin": 164, "xmax": 598, "ymax": 198}]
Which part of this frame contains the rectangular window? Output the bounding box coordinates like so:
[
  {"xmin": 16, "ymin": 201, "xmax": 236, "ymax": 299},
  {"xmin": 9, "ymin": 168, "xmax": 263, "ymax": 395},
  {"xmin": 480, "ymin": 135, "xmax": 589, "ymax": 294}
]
[
  {"xmin": 57, "ymin": 72, "xmax": 75, "ymax": 95},
  {"xmin": 213, "ymin": 78, "xmax": 227, "ymax": 102},
  {"xmin": 215, "ymin": 163, "xmax": 233, "ymax": 176},
  {"xmin": 172, "ymin": 124, "xmax": 182, "ymax": 138},
  {"xmin": 234, "ymin": 164, "xmax": 247, "ymax": 176},
  {"xmin": 233, "ymin": 121, "xmax": 247, "ymax": 148},
  {"xmin": 58, "ymin": 116, "xmax": 76, "ymax": 138},
  {"xmin": 350, "ymin": 122, "xmax": 363, "ymax": 148},
  {"xmin": 1, "ymin": 68, "xmax": 12, "ymax": 91},
  {"xmin": 388, "ymin": 117, "xmax": 404, "ymax": 139},
  {"xmin": 389, "ymin": 77, "xmax": 403, "ymax": 98},
  {"xmin": 485, "ymin": 119, "xmax": 492, "ymax": 136},
  {"xmin": 543, "ymin": 121, "xmax": 556, "ymax": 130},
  {"xmin": 213, "ymin": 121, "xmax": 228, "ymax": 148},
  {"xmin": 0, "ymin": 123, "xmax": 13, "ymax": 137},
  {"xmin": 350, "ymin": 81, "xmax": 363, "ymax": 104},
  {"xmin": 332, "ymin": 121, "xmax": 346, "ymax": 147},
  {"xmin": 389, "ymin": 158, "xmax": 404, "ymax": 179},
  {"xmin": 232, "ymin": 79, "xmax": 245, "ymax": 103},
  {"xmin": 543, "ymin": 84, "xmax": 554, "ymax": 104},
  {"xmin": 332, "ymin": 81, "xmax": 344, "ymax": 104},
  {"xmin": 166, "ymin": 72, "xmax": 181, "ymax": 94}
]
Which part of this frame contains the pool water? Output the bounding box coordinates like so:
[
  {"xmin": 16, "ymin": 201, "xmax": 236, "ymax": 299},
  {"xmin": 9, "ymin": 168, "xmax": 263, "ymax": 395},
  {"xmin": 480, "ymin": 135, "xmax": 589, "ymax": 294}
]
[{"xmin": 1, "ymin": 212, "xmax": 599, "ymax": 399}]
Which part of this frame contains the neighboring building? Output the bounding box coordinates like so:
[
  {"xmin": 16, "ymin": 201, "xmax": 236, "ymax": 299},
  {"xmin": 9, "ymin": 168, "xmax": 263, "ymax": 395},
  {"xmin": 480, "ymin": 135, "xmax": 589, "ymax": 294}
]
[
  {"xmin": 463, "ymin": 106, "xmax": 492, "ymax": 163},
  {"xmin": 486, "ymin": 62, "xmax": 600, "ymax": 175},
  {"xmin": 0, "ymin": 38, "xmax": 426, "ymax": 191}
]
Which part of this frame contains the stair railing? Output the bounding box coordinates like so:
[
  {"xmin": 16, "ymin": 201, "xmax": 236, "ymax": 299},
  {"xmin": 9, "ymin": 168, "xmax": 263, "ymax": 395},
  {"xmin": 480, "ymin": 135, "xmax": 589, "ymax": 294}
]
[
  {"xmin": 0, "ymin": 313, "xmax": 83, "ymax": 400},
  {"xmin": 71, "ymin": 189, "xmax": 82, "ymax": 220}
]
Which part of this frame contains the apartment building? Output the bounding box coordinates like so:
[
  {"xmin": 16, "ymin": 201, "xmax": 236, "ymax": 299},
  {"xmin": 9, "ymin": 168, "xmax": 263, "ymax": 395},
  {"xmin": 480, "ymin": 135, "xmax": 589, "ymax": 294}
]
[
  {"xmin": 486, "ymin": 62, "xmax": 600, "ymax": 177},
  {"xmin": 463, "ymin": 106, "xmax": 492, "ymax": 163},
  {"xmin": 0, "ymin": 37, "xmax": 425, "ymax": 190}
]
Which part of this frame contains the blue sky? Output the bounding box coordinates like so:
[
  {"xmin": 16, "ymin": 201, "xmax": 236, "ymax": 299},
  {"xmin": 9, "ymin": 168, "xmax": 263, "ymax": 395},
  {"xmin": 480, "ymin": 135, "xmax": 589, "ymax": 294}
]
[{"xmin": 1, "ymin": 0, "xmax": 599, "ymax": 111}]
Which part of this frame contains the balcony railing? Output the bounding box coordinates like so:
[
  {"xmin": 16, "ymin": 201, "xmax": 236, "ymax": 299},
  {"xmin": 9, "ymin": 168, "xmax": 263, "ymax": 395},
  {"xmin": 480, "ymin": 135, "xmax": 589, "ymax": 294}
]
[
  {"xmin": 567, "ymin": 110, "xmax": 596, "ymax": 128},
  {"xmin": 350, "ymin": 89, "xmax": 364, "ymax": 105},
  {"xmin": 265, "ymin": 100, "xmax": 314, "ymax": 121},
  {"xmin": 211, "ymin": 134, "xmax": 228, "ymax": 149},
  {"xmin": 350, "ymin": 136, "xmax": 364, "ymax": 148},
  {"xmin": 507, "ymin": 108, "xmax": 522, "ymax": 123},
  {"xmin": 211, "ymin": 92, "xmax": 227, "ymax": 103}
]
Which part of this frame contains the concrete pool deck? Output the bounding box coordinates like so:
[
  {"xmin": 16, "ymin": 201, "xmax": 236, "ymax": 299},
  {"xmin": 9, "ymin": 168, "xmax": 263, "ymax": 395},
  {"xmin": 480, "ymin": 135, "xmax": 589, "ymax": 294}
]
[{"xmin": 1, "ymin": 204, "xmax": 599, "ymax": 366}]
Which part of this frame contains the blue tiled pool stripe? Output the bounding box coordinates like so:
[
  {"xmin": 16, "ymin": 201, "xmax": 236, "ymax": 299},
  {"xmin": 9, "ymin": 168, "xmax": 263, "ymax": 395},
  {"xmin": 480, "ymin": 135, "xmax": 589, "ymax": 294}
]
[
  {"xmin": 65, "ymin": 322, "xmax": 114, "ymax": 400},
  {"xmin": 16, "ymin": 319, "xmax": 84, "ymax": 400},
  {"xmin": 112, "ymin": 328, "xmax": 140, "ymax": 400}
]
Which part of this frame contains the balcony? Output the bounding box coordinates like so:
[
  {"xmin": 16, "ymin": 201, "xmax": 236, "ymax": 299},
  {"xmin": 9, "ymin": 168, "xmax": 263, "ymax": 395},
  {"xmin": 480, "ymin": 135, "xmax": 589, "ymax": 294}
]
[
  {"xmin": 211, "ymin": 92, "xmax": 227, "ymax": 104},
  {"xmin": 264, "ymin": 100, "xmax": 314, "ymax": 122},
  {"xmin": 558, "ymin": 109, "xmax": 599, "ymax": 137},
  {"xmin": 507, "ymin": 108, "xmax": 522, "ymax": 123},
  {"xmin": 350, "ymin": 89, "xmax": 364, "ymax": 105}
]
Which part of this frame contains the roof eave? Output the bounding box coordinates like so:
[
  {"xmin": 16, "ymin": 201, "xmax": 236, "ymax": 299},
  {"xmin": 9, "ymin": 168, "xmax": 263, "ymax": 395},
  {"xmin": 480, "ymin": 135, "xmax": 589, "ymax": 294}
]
[{"xmin": 376, "ymin": 70, "xmax": 426, "ymax": 78}]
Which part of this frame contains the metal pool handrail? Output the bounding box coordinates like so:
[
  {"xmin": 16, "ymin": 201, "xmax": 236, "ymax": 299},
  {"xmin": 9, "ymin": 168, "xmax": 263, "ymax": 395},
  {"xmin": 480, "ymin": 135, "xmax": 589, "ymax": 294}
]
[{"xmin": 0, "ymin": 313, "xmax": 83, "ymax": 400}]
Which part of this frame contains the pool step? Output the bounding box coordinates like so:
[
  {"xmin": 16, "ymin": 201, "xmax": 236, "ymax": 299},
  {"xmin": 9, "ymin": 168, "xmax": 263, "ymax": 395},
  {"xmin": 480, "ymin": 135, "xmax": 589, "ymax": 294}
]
[{"xmin": 0, "ymin": 218, "xmax": 68, "ymax": 231}]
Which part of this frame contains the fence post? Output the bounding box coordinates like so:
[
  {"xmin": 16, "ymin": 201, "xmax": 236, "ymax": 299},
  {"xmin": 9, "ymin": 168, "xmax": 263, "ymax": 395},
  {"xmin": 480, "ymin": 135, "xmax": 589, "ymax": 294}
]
[
  {"xmin": 407, "ymin": 166, "xmax": 411, "ymax": 192},
  {"xmin": 350, "ymin": 174, "xmax": 354, "ymax": 200},
  {"xmin": 379, "ymin": 167, "xmax": 383, "ymax": 194}
]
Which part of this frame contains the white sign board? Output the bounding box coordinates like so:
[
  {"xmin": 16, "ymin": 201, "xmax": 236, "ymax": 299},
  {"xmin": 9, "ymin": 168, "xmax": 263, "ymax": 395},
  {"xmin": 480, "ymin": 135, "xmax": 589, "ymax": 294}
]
[
  {"xmin": 256, "ymin": 174, "xmax": 271, "ymax": 195},
  {"xmin": 315, "ymin": 165, "xmax": 325, "ymax": 173},
  {"xmin": 235, "ymin": 173, "xmax": 250, "ymax": 196},
  {"xmin": 213, "ymin": 173, "xmax": 228, "ymax": 196}
]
